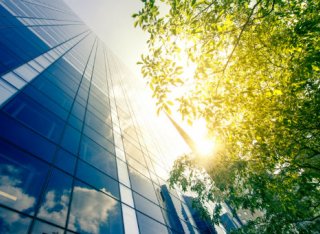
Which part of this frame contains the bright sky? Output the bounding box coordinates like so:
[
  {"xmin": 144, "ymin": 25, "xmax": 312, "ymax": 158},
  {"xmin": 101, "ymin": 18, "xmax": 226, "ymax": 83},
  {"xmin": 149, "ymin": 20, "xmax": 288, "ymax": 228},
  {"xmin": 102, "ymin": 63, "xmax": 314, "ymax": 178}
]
[{"xmin": 64, "ymin": 0, "xmax": 148, "ymax": 77}]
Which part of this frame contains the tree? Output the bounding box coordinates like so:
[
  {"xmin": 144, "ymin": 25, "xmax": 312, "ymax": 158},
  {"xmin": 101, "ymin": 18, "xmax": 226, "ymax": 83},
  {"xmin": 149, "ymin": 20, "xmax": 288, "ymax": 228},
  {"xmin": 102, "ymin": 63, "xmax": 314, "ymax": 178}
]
[{"xmin": 134, "ymin": 0, "xmax": 320, "ymax": 233}]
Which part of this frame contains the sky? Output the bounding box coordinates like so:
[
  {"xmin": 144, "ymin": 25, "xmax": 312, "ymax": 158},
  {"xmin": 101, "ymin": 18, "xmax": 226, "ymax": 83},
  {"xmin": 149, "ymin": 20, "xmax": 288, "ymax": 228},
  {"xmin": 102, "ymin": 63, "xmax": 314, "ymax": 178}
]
[{"xmin": 64, "ymin": 0, "xmax": 148, "ymax": 77}]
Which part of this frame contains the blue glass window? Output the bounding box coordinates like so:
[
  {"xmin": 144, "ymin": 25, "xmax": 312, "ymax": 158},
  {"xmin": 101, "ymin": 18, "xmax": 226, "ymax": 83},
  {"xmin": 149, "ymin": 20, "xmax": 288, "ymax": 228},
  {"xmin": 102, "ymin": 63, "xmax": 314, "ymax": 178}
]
[
  {"xmin": 71, "ymin": 101, "xmax": 85, "ymax": 121},
  {"xmin": 0, "ymin": 113, "xmax": 56, "ymax": 162},
  {"xmin": 83, "ymin": 125, "xmax": 115, "ymax": 155},
  {"xmin": 68, "ymin": 181, "xmax": 124, "ymax": 234},
  {"xmin": 23, "ymin": 85, "xmax": 69, "ymax": 120},
  {"xmin": 37, "ymin": 169, "xmax": 73, "ymax": 227},
  {"xmin": 31, "ymin": 77, "xmax": 73, "ymax": 111},
  {"xmin": 54, "ymin": 149, "xmax": 76, "ymax": 174},
  {"xmin": 0, "ymin": 206, "xmax": 32, "ymax": 234},
  {"xmin": 31, "ymin": 220, "xmax": 64, "ymax": 234},
  {"xmin": 76, "ymin": 160, "xmax": 120, "ymax": 199},
  {"xmin": 80, "ymin": 136, "xmax": 117, "ymax": 179},
  {"xmin": 0, "ymin": 140, "xmax": 49, "ymax": 214},
  {"xmin": 133, "ymin": 192, "xmax": 165, "ymax": 225},
  {"xmin": 129, "ymin": 167, "xmax": 158, "ymax": 204},
  {"xmin": 61, "ymin": 125, "xmax": 81, "ymax": 154},
  {"xmin": 0, "ymin": 42, "xmax": 23, "ymax": 74},
  {"xmin": 4, "ymin": 94, "xmax": 64, "ymax": 143},
  {"xmin": 68, "ymin": 114, "xmax": 83, "ymax": 131},
  {"xmin": 136, "ymin": 211, "xmax": 169, "ymax": 234}
]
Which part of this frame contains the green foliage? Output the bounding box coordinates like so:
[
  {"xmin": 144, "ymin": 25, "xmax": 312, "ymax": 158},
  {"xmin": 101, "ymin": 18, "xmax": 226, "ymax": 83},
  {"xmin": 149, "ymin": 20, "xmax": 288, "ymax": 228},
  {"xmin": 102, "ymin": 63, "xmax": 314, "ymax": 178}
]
[{"xmin": 134, "ymin": 0, "xmax": 320, "ymax": 233}]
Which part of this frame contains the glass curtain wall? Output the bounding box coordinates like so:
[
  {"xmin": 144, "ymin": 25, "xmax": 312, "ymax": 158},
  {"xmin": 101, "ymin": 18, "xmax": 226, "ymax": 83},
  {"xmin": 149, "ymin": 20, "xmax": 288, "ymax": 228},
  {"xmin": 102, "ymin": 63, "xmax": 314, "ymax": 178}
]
[{"xmin": 0, "ymin": 1, "xmax": 201, "ymax": 233}]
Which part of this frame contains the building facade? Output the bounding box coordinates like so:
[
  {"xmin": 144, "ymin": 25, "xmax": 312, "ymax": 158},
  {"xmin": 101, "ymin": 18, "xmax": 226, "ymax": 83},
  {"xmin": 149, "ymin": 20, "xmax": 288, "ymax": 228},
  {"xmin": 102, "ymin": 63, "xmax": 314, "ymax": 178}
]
[{"xmin": 0, "ymin": 0, "xmax": 203, "ymax": 233}]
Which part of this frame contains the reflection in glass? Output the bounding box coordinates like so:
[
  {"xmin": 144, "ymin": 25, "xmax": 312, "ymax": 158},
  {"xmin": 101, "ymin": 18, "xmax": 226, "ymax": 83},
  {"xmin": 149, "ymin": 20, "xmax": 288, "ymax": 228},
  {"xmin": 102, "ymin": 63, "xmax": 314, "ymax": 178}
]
[
  {"xmin": 80, "ymin": 136, "xmax": 117, "ymax": 179},
  {"xmin": 76, "ymin": 160, "xmax": 120, "ymax": 199},
  {"xmin": 31, "ymin": 220, "xmax": 64, "ymax": 234},
  {"xmin": 0, "ymin": 206, "xmax": 31, "ymax": 234},
  {"xmin": 133, "ymin": 192, "xmax": 165, "ymax": 225},
  {"xmin": 54, "ymin": 149, "xmax": 76, "ymax": 174},
  {"xmin": 68, "ymin": 181, "xmax": 124, "ymax": 234},
  {"xmin": 37, "ymin": 169, "xmax": 72, "ymax": 227},
  {"xmin": 137, "ymin": 211, "xmax": 169, "ymax": 234},
  {"xmin": 129, "ymin": 167, "xmax": 158, "ymax": 203},
  {"xmin": 0, "ymin": 140, "xmax": 49, "ymax": 214}
]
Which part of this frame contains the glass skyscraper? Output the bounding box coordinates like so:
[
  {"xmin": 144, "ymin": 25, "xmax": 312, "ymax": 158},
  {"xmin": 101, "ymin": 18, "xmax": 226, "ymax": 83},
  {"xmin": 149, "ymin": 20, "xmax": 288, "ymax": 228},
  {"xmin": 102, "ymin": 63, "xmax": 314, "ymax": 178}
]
[{"xmin": 0, "ymin": 1, "xmax": 205, "ymax": 233}]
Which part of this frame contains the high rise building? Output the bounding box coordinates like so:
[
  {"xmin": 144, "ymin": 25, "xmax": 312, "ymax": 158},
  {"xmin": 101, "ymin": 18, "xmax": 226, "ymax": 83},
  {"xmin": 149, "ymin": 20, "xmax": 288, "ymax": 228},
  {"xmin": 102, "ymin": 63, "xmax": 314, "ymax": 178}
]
[{"xmin": 0, "ymin": 0, "xmax": 206, "ymax": 233}]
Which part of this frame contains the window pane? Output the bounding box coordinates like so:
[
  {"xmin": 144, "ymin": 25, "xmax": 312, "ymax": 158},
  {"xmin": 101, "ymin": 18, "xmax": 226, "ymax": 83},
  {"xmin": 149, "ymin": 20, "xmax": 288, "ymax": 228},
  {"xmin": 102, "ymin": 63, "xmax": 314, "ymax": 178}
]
[
  {"xmin": 61, "ymin": 125, "xmax": 81, "ymax": 154},
  {"xmin": 37, "ymin": 169, "xmax": 73, "ymax": 227},
  {"xmin": 0, "ymin": 206, "xmax": 32, "ymax": 234},
  {"xmin": 0, "ymin": 140, "xmax": 49, "ymax": 214},
  {"xmin": 0, "ymin": 113, "xmax": 56, "ymax": 162},
  {"xmin": 4, "ymin": 94, "xmax": 64, "ymax": 142},
  {"xmin": 68, "ymin": 181, "xmax": 124, "ymax": 234},
  {"xmin": 137, "ymin": 211, "xmax": 169, "ymax": 234},
  {"xmin": 76, "ymin": 160, "xmax": 120, "ymax": 199},
  {"xmin": 133, "ymin": 192, "xmax": 165, "ymax": 225},
  {"xmin": 54, "ymin": 149, "xmax": 76, "ymax": 174},
  {"xmin": 31, "ymin": 220, "xmax": 64, "ymax": 234},
  {"xmin": 80, "ymin": 136, "xmax": 117, "ymax": 179},
  {"xmin": 129, "ymin": 167, "xmax": 158, "ymax": 203}
]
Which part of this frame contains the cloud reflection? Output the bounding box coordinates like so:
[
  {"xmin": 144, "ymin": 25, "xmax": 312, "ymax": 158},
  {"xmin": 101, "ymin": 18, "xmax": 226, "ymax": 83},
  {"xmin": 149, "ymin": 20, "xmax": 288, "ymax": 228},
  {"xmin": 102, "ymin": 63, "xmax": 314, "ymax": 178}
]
[
  {"xmin": 68, "ymin": 186, "xmax": 117, "ymax": 234},
  {"xmin": 37, "ymin": 189, "xmax": 70, "ymax": 226},
  {"xmin": 0, "ymin": 164, "xmax": 35, "ymax": 212}
]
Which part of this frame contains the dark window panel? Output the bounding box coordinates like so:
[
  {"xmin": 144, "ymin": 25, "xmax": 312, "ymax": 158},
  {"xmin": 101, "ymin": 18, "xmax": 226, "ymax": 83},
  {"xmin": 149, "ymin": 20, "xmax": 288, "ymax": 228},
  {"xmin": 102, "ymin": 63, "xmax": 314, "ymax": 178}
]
[
  {"xmin": 3, "ymin": 94, "xmax": 65, "ymax": 143},
  {"xmin": 60, "ymin": 125, "xmax": 81, "ymax": 155},
  {"xmin": 0, "ymin": 113, "xmax": 56, "ymax": 162},
  {"xmin": 31, "ymin": 77, "xmax": 74, "ymax": 111},
  {"xmin": 23, "ymin": 85, "xmax": 69, "ymax": 121},
  {"xmin": 54, "ymin": 148, "xmax": 76, "ymax": 174},
  {"xmin": 0, "ymin": 42, "xmax": 23, "ymax": 75},
  {"xmin": 68, "ymin": 114, "xmax": 83, "ymax": 131}
]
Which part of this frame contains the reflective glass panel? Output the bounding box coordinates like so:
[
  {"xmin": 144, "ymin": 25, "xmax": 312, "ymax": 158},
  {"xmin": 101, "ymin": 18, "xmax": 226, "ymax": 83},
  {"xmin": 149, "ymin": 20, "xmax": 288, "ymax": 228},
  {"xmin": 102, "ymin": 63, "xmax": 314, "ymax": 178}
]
[
  {"xmin": 133, "ymin": 192, "xmax": 165, "ymax": 225},
  {"xmin": 0, "ymin": 206, "xmax": 32, "ymax": 234},
  {"xmin": 68, "ymin": 181, "xmax": 124, "ymax": 234},
  {"xmin": 54, "ymin": 149, "xmax": 76, "ymax": 174},
  {"xmin": 0, "ymin": 140, "xmax": 49, "ymax": 214},
  {"xmin": 4, "ymin": 94, "xmax": 64, "ymax": 142},
  {"xmin": 76, "ymin": 160, "xmax": 120, "ymax": 199},
  {"xmin": 137, "ymin": 211, "xmax": 169, "ymax": 234},
  {"xmin": 31, "ymin": 220, "xmax": 64, "ymax": 234},
  {"xmin": 37, "ymin": 169, "xmax": 73, "ymax": 227},
  {"xmin": 129, "ymin": 167, "xmax": 158, "ymax": 203},
  {"xmin": 80, "ymin": 136, "xmax": 117, "ymax": 179}
]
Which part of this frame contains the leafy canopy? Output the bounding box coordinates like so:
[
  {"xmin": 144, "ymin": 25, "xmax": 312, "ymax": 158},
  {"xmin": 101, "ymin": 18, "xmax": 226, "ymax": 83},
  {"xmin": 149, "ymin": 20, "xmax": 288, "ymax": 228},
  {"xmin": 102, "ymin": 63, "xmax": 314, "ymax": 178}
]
[{"xmin": 134, "ymin": 0, "xmax": 320, "ymax": 233}]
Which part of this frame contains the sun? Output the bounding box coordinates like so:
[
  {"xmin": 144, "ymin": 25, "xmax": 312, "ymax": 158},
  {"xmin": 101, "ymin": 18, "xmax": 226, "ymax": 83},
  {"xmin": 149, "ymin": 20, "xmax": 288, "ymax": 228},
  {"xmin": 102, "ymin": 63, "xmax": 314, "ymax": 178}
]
[
  {"xmin": 186, "ymin": 118, "xmax": 217, "ymax": 157},
  {"xmin": 195, "ymin": 138, "xmax": 216, "ymax": 157}
]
